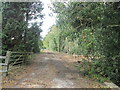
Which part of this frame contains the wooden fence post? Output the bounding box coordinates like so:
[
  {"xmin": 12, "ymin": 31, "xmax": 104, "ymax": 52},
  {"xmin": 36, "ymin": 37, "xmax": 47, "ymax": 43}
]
[{"xmin": 4, "ymin": 51, "xmax": 11, "ymax": 76}]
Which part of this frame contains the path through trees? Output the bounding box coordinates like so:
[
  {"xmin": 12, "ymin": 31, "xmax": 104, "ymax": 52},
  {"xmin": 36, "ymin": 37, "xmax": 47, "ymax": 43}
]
[{"xmin": 3, "ymin": 51, "xmax": 103, "ymax": 88}]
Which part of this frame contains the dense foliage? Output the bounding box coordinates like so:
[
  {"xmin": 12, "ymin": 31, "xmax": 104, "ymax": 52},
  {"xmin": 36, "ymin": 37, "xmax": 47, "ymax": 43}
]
[
  {"xmin": 2, "ymin": 2, "xmax": 44, "ymax": 53},
  {"xmin": 43, "ymin": 2, "xmax": 120, "ymax": 86}
]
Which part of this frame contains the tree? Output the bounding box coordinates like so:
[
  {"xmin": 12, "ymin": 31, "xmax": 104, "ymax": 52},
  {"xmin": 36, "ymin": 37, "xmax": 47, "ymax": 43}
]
[
  {"xmin": 2, "ymin": 2, "xmax": 44, "ymax": 53},
  {"xmin": 44, "ymin": 2, "xmax": 120, "ymax": 86}
]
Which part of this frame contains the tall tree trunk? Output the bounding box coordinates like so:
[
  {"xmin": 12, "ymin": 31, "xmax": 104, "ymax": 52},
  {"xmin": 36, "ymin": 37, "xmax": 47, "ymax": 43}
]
[{"xmin": 24, "ymin": 3, "xmax": 29, "ymax": 48}]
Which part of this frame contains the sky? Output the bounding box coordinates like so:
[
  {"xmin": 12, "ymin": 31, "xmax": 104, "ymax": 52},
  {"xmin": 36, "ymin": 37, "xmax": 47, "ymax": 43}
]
[{"xmin": 40, "ymin": 0, "xmax": 56, "ymax": 38}]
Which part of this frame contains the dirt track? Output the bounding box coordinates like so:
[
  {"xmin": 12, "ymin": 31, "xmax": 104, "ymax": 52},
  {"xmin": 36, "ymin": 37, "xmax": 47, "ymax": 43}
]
[{"xmin": 3, "ymin": 51, "xmax": 104, "ymax": 88}]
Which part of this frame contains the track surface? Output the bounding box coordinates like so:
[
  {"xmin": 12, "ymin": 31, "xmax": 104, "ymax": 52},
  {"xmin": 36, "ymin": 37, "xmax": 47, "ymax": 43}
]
[{"xmin": 3, "ymin": 51, "xmax": 103, "ymax": 88}]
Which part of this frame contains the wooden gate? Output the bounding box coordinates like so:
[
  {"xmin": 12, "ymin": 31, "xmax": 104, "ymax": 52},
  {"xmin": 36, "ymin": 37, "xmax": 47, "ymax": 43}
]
[{"xmin": 0, "ymin": 51, "xmax": 33, "ymax": 76}]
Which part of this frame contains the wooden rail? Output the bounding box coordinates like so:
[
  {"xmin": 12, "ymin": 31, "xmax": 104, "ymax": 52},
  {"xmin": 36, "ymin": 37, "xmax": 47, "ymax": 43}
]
[
  {"xmin": 0, "ymin": 51, "xmax": 33, "ymax": 76},
  {"xmin": 0, "ymin": 51, "xmax": 11, "ymax": 74}
]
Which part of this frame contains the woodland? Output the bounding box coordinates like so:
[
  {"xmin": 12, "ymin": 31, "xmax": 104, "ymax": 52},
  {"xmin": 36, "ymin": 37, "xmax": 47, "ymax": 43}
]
[
  {"xmin": 43, "ymin": 2, "xmax": 120, "ymax": 86},
  {"xmin": 0, "ymin": 2, "xmax": 120, "ymax": 87},
  {"xmin": 1, "ymin": 2, "xmax": 43, "ymax": 53}
]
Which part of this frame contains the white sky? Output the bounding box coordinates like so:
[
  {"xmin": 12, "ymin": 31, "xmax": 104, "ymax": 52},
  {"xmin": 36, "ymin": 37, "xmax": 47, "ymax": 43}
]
[
  {"xmin": 28, "ymin": 0, "xmax": 56, "ymax": 38},
  {"xmin": 40, "ymin": 0, "xmax": 56, "ymax": 38}
]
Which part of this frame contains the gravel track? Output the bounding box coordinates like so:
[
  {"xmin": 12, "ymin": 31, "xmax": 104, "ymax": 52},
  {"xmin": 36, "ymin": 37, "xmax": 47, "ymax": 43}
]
[{"xmin": 3, "ymin": 51, "xmax": 103, "ymax": 88}]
